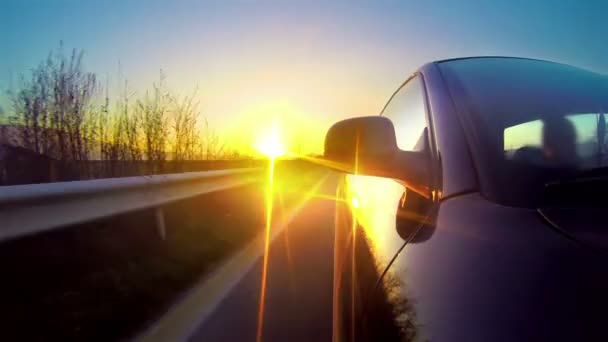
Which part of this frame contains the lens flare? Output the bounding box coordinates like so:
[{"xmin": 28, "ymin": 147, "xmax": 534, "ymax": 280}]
[
  {"xmin": 256, "ymin": 161, "xmax": 332, "ymax": 342},
  {"xmin": 257, "ymin": 156, "xmax": 275, "ymax": 342},
  {"xmin": 255, "ymin": 123, "xmax": 286, "ymax": 158},
  {"xmin": 351, "ymin": 196, "xmax": 360, "ymax": 209}
]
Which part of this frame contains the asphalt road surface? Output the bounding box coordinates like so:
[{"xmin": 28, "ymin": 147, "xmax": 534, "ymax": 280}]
[{"xmin": 189, "ymin": 172, "xmax": 339, "ymax": 342}]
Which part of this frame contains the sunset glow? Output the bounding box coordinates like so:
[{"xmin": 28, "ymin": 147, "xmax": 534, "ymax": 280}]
[
  {"xmin": 3, "ymin": 1, "xmax": 608, "ymax": 341},
  {"xmin": 255, "ymin": 122, "xmax": 287, "ymax": 158},
  {"xmin": 3, "ymin": 2, "xmax": 608, "ymax": 156}
]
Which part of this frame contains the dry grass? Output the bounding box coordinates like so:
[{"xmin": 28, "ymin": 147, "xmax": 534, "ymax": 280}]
[{"xmin": 0, "ymin": 184, "xmax": 264, "ymax": 341}]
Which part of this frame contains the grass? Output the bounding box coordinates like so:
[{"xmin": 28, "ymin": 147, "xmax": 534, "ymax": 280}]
[{"xmin": 0, "ymin": 184, "xmax": 264, "ymax": 341}]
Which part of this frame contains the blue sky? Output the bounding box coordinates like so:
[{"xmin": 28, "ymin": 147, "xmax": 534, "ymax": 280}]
[{"xmin": 1, "ymin": 0, "xmax": 607, "ymax": 151}]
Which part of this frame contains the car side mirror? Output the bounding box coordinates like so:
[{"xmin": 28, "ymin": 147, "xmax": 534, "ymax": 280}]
[{"xmin": 324, "ymin": 116, "xmax": 432, "ymax": 198}]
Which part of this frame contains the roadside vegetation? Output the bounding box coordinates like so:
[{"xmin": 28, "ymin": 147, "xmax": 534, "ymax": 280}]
[
  {"xmin": 0, "ymin": 160, "xmax": 327, "ymax": 341},
  {"xmin": 0, "ymin": 184, "xmax": 264, "ymax": 341},
  {"xmin": 0, "ymin": 43, "xmax": 247, "ymax": 183}
]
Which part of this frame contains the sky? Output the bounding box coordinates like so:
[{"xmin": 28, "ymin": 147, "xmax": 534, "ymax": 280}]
[{"xmin": 1, "ymin": 0, "xmax": 608, "ymax": 153}]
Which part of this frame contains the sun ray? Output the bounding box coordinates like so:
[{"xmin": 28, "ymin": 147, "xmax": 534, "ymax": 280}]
[
  {"xmin": 350, "ymin": 131, "xmax": 360, "ymax": 341},
  {"xmin": 256, "ymin": 119, "xmax": 287, "ymax": 342},
  {"xmin": 256, "ymin": 155, "xmax": 275, "ymax": 342},
  {"xmin": 256, "ymin": 164, "xmax": 330, "ymax": 342},
  {"xmin": 277, "ymin": 189, "xmax": 297, "ymax": 295},
  {"xmin": 255, "ymin": 118, "xmax": 334, "ymax": 341}
]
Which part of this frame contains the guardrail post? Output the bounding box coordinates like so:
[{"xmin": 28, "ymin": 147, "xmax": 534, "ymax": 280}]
[{"xmin": 155, "ymin": 207, "xmax": 166, "ymax": 240}]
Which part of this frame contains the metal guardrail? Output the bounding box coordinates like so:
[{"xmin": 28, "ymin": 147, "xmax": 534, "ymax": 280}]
[{"xmin": 0, "ymin": 168, "xmax": 264, "ymax": 242}]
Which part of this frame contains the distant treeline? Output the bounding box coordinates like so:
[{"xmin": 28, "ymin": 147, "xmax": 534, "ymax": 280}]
[{"xmin": 0, "ymin": 44, "xmax": 252, "ymax": 184}]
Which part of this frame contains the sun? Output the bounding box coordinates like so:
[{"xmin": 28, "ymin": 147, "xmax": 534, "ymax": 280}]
[{"xmin": 255, "ymin": 123, "xmax": 286, "ymax": 158}]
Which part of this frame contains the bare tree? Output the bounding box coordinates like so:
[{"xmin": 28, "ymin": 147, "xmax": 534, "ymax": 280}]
[
  {"xmin": 8, "ymin": 56, "xmax": 53, "ymax": 155},
  {"xmin": 6, "ymin": 44, "xmax": 99, "ymax": 180},
  {"xmin": 50, "ymin": 46, "xmax": 98, "ymax": 162},
  {"xmin": 171, "ymin": 90, "xmax": 200, "ymax": 161},
  {"xmin": 139, "ymin": 71, "xmax": 170, "ymax": 171},
  {"xmin": 201, "ymin": 117, "xmax": 225, "ymax": 159}
]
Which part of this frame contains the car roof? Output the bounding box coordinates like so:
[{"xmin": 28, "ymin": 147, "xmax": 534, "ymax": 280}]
[
  {"xmin": 425, "ymin": 56, "xmax": 606, "ymax": 76},
  {"xmin": 434, "ymin": 55, "xmax": 553, "ymax": 64},
  {"xmin": 428, "ymin": 55, "xmax": 608, "ymax": 126}
]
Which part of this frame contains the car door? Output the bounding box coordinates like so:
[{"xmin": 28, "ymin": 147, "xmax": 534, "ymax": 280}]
[{"xmin": 334, "ymin": 74, "xmax": 437, "ymax": 341}]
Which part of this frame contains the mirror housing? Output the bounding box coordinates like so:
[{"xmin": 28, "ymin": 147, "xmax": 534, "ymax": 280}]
[{"xmin": 324, "ymin": 116, "xmax": 431, "ymax": 198}]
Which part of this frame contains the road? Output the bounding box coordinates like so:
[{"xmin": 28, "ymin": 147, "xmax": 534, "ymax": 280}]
[{"xmin": 188, "ymin": 171, "xmax": 339, "ymax": 341}]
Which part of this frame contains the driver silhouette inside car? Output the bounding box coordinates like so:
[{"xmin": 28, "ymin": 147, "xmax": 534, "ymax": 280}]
[
  {"xmin": 512, "ymin": 116, "xmax": 580, "ymax": 170},
  {"xmin": 542, "ymin": 117, "xmax": 579, "ymax": 169}
]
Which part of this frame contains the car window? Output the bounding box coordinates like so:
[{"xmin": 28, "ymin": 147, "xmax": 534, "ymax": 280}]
[
  {"xmin": 381, "ymin": 76, "xmax": 428, "ymax": 152},
  {"xmin": 504, "ymin": 120, "xmax": 543, "ymax": 151},
  {"xmin": 505, "ymin": 113, "xmax": 607, "ymax": 169},
  {"xmin": 440, "ymin": 57, "xmax": 608, "ymax": 207}
]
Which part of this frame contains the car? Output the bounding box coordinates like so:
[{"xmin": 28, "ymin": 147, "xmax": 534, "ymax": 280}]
[{"xmin": 325, "ymin": 57, "xmax": 608, "ymax": 342}]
